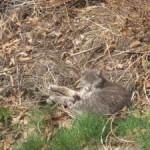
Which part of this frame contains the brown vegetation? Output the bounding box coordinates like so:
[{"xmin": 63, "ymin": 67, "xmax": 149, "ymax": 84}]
[{"xmin": 0, "ymin": 0, "xmax": 150, "ymax": 149}]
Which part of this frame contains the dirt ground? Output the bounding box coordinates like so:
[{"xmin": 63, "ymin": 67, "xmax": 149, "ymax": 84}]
[{"xmin": 0, "ymin": 0, "xmax": 150, "ymax": 149}]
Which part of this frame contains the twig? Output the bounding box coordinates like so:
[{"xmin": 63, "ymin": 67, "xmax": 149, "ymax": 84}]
[
  {"xmin": 37, "ymin": 120, "xmax": 42, "ymax": 134},
  {"xmin": 105, "ymin": 114, "xmax": 115, "ymax": 146},
  {"xmin": 64, "ymin": 3, "xmax": 73, "ymax": 31},
  {"xmin": 87, "ymin": 54, "xmax": 104, "ymax": 63},
  {"xmin": 116, "ymin": 57, "xmax": 142, "ymax": 82},
  {"xmin": 0, "ymin": 67, "xmax": 14, "ymax": 73},
  {"xmin": 0, "ymin": 73, "xmax": 14, "ymax": 86},
  {"xmin": 101, "ymin": 115, "xmax": 114, "ymax": 150},
  {"xmin": 112, "ymin": 49, "xmax": 149, "ymax": 57},
  {"xmin": 143, "ymin": 76, "xmax": 150, "ymax": 102},
  {"xmin": 71, "ymin": 45, "xmax": 103, "ymax": 56},
  {"xmin": 79, "ymin": 16, "xmax": 117, "ymax": 35},
  {"xmin": 61, "ymin": 105, "xmax": 75, "ymax": 119},
  {"xmin": 112, "ymin": 133, "xmax": 134, "ymax": 144}
]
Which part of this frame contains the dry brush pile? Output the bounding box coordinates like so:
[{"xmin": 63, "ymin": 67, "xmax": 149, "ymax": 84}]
[{"xmin": 0, "ymin": 0, "xmax": 150, "ymax": 149}]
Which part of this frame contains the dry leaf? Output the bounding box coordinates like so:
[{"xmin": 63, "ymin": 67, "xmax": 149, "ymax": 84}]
[
  {"xmin": 18, "ymin": 56, "xmax": 32, "ymax": 62},
  {"xmin": 0, "ymin": 20, "xmax": 4, "ymax": 28},
  {"xmin": 2, "ymin": 138, "xmax": 11, "ymax": 150},
  {"xmin": 23, "ymin": 117, "xmax": 28, "ymax": 125},
  {"xmin": 23, "ymin": 131, "xmax": 28, "ymax": 139},
  {"xmin": 12, "ymin": 117, "xmax": 20, "ymax": 125},
  {"xmin": 27, "ymin": 16, "xmax": 39, "ymax": 25},
  {"xmin": 17, "ymin": 52, "xmax": 28, "ymax": 57},
  {"xmin": 60, "ymin": 119, "xmax": 72, "ymax": 129},
  {"xmin": 11, "ymin": 13, "xmax": 18, "ymax": 22},
  {"xmin": 28, "ymin": 128, "xmax": 35, "ymax": 136},
  {"xmin": 105, "ymin": 65, "xmax": 113, "ymax": 71},
  {"xmin": 130, "ymin": 40, "xmax": 141, "ymax": 48},
  {"xmin": 41, "ymin": 145, "xmax": 48, "ymax": 150},
  {"xmin": 116, "ymin": 63, "xmax": 124, "ymax": 69},
  {"xmin": 141, "ymin": 58, "xmax": 148, "ymax": 70},
  {"xmin": 12, "ymin": 112, "xmax": 27, "ymax": 125},
  {"xmin": 145, "ymin": 80, "xmax": 150, "ymax": 89},
  {"xmin": 141, "ymin": 128, "xmax": 147, "ymax": 133},
  {"xmin": 0, "ymin": 122, "xmax": 3, "ymax": 129},
  {"xmin": 0, "ymin": 87, "xmax": 4, "ymax": 93},
  {"xmin": 120, "ymin": 28, "xmax": 134, "ymax": 36},
  {"xmin": 28, "ymin": 38, "xmax": 33, "ymax": 44},
  {"xmin": 26, "ymin": 32, "xmax": 33, "ymax": 43},
  {"xmin": 65, "ymin": 59, "xmax": 72, "ymax": 65},
  {"xmin": 9, "ymin": 58, "xmax": 15, "ymax": 67},
  {"xmin": 114, "ymin": 147, "xmax": 121, "ymax": 150}
]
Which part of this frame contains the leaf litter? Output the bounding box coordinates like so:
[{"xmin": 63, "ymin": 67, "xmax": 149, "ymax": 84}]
[{"xmin": 0, "ymin": 0, "xmax": 150, "ymax": 149}]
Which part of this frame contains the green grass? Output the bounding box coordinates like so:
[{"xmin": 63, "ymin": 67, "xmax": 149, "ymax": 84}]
[
  {"xmin": 18, "ymin": 135, "xmax": 45, "ymax": 150},
  {"xmin": 18, "ymin": 107, "xmax": 150, "ymax": 150},
  {"xmin": 116, "ymin": 115, "xmax": 150, "ymax": 136},
  {"xmin": 0, "ymin": 106, "xmax": 11, "ymax": 126},
  {"xmin": 116, "ymin": 114, "xmax": 150, "ymax": 150},
  {"xmin": 136, "ymin": 131, "xmax": 150, "ymax": 150},
  {"xmin": 18, "ymin": 112, "xmax": 110, "ymax": 150},
  {"xmin": 73, "ymin": 113, "xmax": 110, "ymax": 143},
  {"xmin": 29, "ymin": 105, "xmax": 53, "ymax": 133},
  {"xmin": 49, "ymin": 128, "xmax": 80, "ymax": 150},
  {"xmin": 17, "ymin": 106, "xmax": 52, "ymax": 150},
  {"xmin": 49, "ymin": 113, "xmax": 110, "ymax": 150}
]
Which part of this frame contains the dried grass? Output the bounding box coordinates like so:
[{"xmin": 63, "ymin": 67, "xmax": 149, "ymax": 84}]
[
  {"xmin": 1, "ymin": 0, "xmax": 149, "ymax": 100},
  {"xmin": 0, "ymin": 0, "xmax": 150, "ymax": 148}
]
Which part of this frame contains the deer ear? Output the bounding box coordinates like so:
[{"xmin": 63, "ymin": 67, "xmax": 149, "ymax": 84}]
[{"xmin": 97, "ymin": 70, "xmax": 102, "ymax": 77}]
